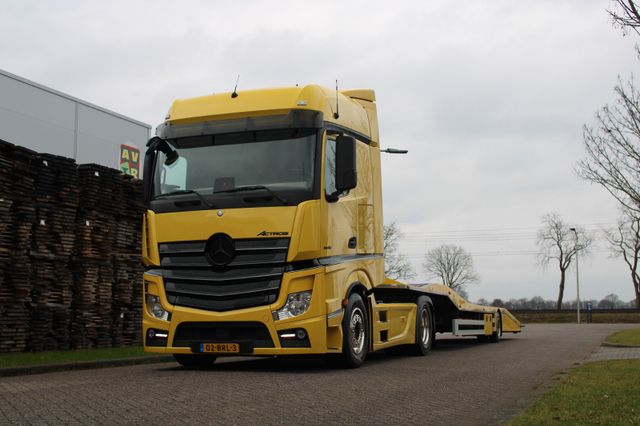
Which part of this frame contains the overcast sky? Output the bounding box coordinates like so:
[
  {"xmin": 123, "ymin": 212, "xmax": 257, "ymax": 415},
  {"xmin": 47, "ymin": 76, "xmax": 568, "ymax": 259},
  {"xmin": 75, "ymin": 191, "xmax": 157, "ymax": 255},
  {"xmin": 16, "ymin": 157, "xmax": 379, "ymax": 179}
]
[{"xmin": 2, "ymin": 0, "xmax": 639, "ymax": 303}]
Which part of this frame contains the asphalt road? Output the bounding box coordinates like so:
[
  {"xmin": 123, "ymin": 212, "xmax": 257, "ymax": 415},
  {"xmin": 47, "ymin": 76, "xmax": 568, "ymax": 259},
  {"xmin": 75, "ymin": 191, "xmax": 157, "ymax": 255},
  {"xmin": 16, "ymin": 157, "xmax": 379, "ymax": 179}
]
[{"xmin": 0, "ymin": 323, "xmax": 633, "ymax": 425}]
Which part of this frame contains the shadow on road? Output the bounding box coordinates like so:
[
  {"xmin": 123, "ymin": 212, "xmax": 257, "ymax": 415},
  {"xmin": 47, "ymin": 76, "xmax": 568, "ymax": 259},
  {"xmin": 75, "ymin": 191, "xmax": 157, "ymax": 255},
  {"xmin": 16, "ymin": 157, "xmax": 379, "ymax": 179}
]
[
  {"xmin": 156, "ymin": 353, "xmax": 402, "ymax": 374},
  {"xmin": 152, "ymin": 336, "xmax": 514, "ymax": 373},
  {"xmin": 432, "ymin": 336, "xmax": 514, "ymax": 352}
]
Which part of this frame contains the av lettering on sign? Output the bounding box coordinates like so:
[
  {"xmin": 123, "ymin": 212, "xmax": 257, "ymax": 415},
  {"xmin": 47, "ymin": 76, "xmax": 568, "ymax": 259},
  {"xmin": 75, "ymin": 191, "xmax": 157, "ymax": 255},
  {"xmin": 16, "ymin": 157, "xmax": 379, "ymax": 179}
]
[{"xmin": 119, "ymin": 144, "xmax": 140, "ymax": 178}]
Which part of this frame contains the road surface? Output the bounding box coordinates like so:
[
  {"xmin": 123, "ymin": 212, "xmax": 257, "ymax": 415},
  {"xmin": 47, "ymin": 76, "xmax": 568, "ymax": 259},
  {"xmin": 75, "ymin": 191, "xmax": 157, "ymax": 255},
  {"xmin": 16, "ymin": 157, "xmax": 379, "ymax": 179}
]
[{"xmin": 0, "ymin": 323, "xmax": 632, "ymax": 425}]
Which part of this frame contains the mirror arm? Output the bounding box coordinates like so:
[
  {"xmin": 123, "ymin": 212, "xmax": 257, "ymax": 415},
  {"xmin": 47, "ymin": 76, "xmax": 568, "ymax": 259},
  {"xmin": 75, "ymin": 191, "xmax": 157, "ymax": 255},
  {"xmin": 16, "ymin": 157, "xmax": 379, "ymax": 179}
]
[{"xmin": 143, "ymin": 137, "xmax": 167, "ymax": 205}]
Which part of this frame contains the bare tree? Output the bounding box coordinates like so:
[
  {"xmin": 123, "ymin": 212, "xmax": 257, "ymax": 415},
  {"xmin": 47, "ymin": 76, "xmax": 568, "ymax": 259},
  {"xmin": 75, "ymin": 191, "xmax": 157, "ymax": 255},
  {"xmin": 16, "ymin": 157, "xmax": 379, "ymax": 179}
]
[
  {"xmin": 491, "ymin": 298, "xmax": 505, "ymax": 308},
  {"xmin": 536, "ymin": 213, "xmax": 593, "ymax": 310},
  {"xmin": 422, "ymin": 244, "xmax": 479, "ymax": 293},
  {"xmin": 530, "ymin": 296, "xmax": 547, "ymax": 310},
  {"xmin": 598, "ymin": 293, "xmax": 623, "ymax": 309},
  {"xmin": 609, "ymin": 0, "xmax": 640, "ymax": 36},
  {"xmin": 577, "ymin": 77, "xmax": 640, "ymax": 213},
  {"xmin": 603, "ymin": 210, "xmax": 640, "ymax": 308},
  {"xmin": 383, "ymin": 222, "xmax": 415, "ymax": 280},
  {"xmin": 578, "ymin": 2, "xmax": 640, "ymax": 211}
]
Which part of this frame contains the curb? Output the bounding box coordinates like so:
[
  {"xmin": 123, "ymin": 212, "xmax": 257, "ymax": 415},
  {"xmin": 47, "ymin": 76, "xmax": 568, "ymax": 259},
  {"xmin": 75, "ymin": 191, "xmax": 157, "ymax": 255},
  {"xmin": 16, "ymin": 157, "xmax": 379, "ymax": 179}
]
[
  {"xmin": 0, "ymin": 355, "xmax": 174, "ymax": 378},
  {"xmin": 601, "ymin": 341, "xmax": 640, "ymax": 348}
]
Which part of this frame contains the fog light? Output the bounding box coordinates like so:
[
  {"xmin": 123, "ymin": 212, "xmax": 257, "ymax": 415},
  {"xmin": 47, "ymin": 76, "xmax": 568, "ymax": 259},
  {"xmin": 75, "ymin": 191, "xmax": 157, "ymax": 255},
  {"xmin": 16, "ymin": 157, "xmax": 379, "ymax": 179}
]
[
  {"xmin": 147, "ymin": 295, "xmax": 169, "ymax": 321},
  {"xmin": 272, "ymin": 291, "xmax": 312, "ymax": 320},
  {"xmin": 278, "ymin": 328, "xmax": 311, "ymax": 348},
  {"xmin": 146, "ymin": 328, "xmax": 168, "ymax": 347}
]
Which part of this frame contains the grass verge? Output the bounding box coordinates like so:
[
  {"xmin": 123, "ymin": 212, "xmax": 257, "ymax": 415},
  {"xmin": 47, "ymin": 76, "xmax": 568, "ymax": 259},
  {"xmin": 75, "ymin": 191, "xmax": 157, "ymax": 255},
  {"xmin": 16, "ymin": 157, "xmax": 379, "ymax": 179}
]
[
  {"xmin": 510, "ymin": 360, "xmax": 640, "ymax": 425},
  {"xmin": 605, "ymin": 328, "xmax": 640, "ymax": 345},
  {"xmin": 0, "ymin": 347, "xmax": 153, "ymax": 368}
]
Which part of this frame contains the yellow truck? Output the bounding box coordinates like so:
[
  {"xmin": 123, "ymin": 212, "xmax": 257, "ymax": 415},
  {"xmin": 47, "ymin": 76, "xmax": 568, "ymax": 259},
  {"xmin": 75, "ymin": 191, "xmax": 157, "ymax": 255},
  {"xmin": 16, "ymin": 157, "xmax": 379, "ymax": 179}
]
[{"xmin": 141, "ymin": 85, "xmax": 521, "ymax": 368}]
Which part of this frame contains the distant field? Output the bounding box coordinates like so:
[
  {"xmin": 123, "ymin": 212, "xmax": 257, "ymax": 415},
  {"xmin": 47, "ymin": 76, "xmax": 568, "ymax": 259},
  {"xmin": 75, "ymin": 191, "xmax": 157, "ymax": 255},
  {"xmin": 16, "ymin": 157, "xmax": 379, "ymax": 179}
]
[{"xmin": 510, "ymin": 309, "xmax": 640, "ymax": 323}]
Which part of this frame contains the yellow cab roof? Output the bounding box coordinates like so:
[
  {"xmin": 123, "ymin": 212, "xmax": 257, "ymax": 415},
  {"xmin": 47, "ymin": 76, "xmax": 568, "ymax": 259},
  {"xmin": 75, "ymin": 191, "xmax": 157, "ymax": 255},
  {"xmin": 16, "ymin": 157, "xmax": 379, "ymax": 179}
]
[{"xmin": 164, "ymin": 85, "xmax": 377, "ymax": 144}]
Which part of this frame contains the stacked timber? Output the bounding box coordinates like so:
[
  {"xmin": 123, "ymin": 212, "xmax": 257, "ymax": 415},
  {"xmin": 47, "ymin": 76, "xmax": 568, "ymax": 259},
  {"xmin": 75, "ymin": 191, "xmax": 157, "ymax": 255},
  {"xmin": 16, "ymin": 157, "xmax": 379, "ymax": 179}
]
[
  {"xmin": 27, "ymin": 154, "xmax": 79, "ymax": 351},
  {"xmin": 0, "ymin": 140, "xmax": 145, "ymax": 353},
  {"xmin": 0, "ymin": 140, "xmax": 18, "ymax": 352},
  {"xmin": 72, "ymin": 164, "xmax": 119, "ymax": 349},
  {"xmin": 0, "ymin": 140, "xmax": 35, "ymax": 352},
  {"xmin": 72, "ymin": 164, "xmax": 144, "ymax": 349},
  {"xmin": 113, "ymin": 174, "xmax": 144, "ymax": 347}
]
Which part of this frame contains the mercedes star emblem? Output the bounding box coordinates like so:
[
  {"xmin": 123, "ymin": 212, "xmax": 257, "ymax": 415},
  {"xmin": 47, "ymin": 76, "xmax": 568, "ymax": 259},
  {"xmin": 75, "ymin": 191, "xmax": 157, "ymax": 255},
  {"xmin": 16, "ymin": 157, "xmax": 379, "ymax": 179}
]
[{"xmin": 205, "ymin": 233, "xmax": 235, "ymax": 267}]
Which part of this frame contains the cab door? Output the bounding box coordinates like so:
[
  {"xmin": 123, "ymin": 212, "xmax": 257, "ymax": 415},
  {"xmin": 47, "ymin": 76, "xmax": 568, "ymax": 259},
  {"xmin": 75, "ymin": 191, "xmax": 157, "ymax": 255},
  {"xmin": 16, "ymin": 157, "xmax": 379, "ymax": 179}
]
[{"xmin": 323, "ymin": 133, "xmax": 358, "ymax": 258}]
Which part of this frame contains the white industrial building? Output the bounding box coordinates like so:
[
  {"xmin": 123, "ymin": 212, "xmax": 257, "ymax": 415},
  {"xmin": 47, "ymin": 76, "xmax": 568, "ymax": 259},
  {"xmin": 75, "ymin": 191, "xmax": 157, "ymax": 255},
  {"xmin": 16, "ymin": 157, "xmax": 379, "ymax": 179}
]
[{"xmin": 0, "ymin": 68, "xmax": 150, "ymax": 169}]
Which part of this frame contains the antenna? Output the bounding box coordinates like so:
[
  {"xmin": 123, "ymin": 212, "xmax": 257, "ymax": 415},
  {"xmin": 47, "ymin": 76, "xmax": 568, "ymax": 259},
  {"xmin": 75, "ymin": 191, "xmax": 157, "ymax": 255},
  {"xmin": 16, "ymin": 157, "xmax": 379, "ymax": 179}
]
[
  {"xmin": 334, "ymin": 79, "xmax": 339, "ymax": 119},
  {"xmin": 231, "ymin": 75, "xmax": 240, "ymax": 98}
]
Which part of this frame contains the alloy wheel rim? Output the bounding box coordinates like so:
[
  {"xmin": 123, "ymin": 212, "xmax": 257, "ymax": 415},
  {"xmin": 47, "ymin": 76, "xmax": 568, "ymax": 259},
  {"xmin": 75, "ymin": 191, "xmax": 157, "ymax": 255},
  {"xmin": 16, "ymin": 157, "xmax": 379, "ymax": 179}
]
[
  {"xmin": 420, "ymin": 308, "xmax": 430, "ymax": 345},
  {"xmin": 350, "ymin": 307, "xmax": 365, "ymax": 355}
]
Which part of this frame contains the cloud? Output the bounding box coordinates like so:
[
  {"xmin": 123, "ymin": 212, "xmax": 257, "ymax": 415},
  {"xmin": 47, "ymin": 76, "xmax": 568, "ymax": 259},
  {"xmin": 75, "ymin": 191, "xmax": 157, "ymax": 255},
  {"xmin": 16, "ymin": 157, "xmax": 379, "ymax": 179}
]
[{"xmin": 2, "ymin": 0, "xmax": 639, "ymax": 301}]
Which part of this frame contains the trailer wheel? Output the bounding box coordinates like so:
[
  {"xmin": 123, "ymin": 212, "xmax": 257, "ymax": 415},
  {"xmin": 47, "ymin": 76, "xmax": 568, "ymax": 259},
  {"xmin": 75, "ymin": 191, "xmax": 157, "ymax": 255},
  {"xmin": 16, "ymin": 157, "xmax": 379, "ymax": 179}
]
[
  {"xmin": 413, "ymin": 297, "xmax": 434, "ymax": 355},
  {"xmin": 490, "ymin": 314, "xmax": 502, "ymax": 343},
  {"xmin": 339, "ymin": 293, "xmax": 369, "ymax": 368},
  {"xmin": 173, "ymin": 354, "xmax": 217, "ymax": 369}
]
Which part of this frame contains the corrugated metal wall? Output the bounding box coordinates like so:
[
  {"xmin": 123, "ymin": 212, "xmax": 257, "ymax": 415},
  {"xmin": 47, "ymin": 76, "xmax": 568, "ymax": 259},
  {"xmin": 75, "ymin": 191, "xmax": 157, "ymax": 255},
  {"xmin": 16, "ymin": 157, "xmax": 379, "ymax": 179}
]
[{"xmin": 0, "ymin": 69, "xmax": 150, "ymax": 170}]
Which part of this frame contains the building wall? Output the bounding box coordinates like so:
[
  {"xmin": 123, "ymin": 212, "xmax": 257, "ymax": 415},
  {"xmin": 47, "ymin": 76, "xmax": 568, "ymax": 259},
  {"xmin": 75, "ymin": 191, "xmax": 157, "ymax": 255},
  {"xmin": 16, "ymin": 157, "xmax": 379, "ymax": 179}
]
[{"xmin": 0, "ymin": 69, "xmax": 150, "ymax": 170}]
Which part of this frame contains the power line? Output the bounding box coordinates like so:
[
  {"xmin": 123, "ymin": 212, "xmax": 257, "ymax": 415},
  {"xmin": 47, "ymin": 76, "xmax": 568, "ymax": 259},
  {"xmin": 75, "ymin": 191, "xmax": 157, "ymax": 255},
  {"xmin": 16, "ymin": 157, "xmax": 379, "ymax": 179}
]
[
  {"xmin": 397, "ymin": 222, "xmax": 616, "ymax": 235},
  {"xmin": 401, "ymin": 248, "xmax": 614, "ymax": 259},
  {"xmin": 395, "ymin": 223, "xmax": 616, "ymax": 244}
]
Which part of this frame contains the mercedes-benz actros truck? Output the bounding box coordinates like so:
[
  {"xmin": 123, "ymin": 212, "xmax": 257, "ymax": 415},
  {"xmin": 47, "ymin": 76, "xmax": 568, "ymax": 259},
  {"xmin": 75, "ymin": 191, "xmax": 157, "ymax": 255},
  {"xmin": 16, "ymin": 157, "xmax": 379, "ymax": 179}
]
[{"xmin": 141, "ymin": 85, "xmax": 521, "ymax": 368}]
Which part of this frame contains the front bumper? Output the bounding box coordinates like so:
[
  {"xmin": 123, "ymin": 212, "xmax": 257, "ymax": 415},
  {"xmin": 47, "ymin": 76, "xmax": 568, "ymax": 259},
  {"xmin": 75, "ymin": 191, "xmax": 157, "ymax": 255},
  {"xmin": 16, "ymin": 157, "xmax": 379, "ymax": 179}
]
[{"xmin": 142, "ymin": 266, "xmax": 342, "ymax": 355}]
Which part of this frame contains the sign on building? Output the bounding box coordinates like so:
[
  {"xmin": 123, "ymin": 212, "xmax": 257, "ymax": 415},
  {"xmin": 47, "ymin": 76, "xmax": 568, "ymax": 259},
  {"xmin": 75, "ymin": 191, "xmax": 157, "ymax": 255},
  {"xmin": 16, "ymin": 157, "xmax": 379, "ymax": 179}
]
[{"xmin": 119, "ymin": 144, "xmax": 141, "ymax": 178}]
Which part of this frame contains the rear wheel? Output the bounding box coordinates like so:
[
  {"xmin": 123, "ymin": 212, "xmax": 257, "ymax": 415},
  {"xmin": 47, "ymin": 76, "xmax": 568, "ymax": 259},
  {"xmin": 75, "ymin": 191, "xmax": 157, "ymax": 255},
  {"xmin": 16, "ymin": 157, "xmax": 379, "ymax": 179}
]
[
  {"xmin": 173, "ymin": 354, "xmax": 217, "ymax": 369},
  {"xmin": 490, "ymin": 314, "xmax": 502, "ymax": 343},
  {"xmin": 339, "ymin": 293, "xmax": 369, "ymax": 368},
  {"xmin": 413, "ymin": 297, "xmax": 434, "ymax": 355}
]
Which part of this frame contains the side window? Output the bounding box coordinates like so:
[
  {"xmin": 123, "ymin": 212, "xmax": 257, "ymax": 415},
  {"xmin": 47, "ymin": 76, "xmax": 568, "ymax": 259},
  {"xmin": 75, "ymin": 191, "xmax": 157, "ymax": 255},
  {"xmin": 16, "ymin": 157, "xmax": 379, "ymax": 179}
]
[
  {"xmin": 324, "ymin": 136, "xmax": 349, "ymax": 200},
  {"xmin": 160, "ymin": 156, "xmax": 187, "ymax": 193}
]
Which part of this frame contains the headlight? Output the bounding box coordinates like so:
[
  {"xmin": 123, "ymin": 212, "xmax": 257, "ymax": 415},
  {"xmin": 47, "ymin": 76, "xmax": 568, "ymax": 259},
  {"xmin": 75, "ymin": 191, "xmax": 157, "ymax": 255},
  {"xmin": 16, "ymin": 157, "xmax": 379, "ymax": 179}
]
[
  {"xmin": 147, "ymin": 295, "xmax": 170, "ymax": 321},
  {"xmin": 272, "ymin": 291, "xmax": 312, "ymax": 321}
]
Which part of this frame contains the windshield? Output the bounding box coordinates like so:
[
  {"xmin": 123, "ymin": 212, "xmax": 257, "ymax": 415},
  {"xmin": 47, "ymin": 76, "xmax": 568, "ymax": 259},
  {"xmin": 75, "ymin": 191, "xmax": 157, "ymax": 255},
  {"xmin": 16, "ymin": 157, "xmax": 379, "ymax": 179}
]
[{"xmin": 152, "ymin": 128, "xmax": 317, "ymax": 209}]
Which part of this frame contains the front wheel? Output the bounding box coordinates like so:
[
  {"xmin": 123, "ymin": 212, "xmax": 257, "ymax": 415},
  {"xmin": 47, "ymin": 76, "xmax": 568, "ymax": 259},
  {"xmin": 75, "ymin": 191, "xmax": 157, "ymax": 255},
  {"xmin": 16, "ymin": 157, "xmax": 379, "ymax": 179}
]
[
  {"xmin": 339, "ymin": 293, "xmax": 369, "ymax": 368},
  {"xmin": 174, "ymin": 354, "xmax": 217, "ymax": 369}
]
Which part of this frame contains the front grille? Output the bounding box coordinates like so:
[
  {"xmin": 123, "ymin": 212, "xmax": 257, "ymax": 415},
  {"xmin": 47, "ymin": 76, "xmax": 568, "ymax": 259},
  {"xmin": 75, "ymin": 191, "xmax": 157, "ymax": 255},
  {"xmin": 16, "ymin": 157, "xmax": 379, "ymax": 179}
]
[
  {"xmin": 173, "ymin": 322, "xmax": 274, "ymax": 348},
  {"xmin": 158, "ymin": 238, "xmax": 289, "ymax": 311}
]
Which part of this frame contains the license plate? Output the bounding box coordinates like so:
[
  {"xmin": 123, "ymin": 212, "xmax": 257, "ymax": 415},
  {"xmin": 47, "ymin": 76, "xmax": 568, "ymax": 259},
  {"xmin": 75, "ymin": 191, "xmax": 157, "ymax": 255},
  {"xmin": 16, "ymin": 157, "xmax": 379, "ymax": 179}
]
[{"xmin": 200, "ymin": 343, "xmax": 240, "ymax": 353}]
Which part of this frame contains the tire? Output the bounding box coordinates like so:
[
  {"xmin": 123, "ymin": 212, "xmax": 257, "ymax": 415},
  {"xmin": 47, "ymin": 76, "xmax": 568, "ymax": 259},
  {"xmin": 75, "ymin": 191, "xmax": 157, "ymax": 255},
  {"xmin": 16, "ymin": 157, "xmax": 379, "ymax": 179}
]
[
  {"xmin": 339, "ymin": 293, "xmax": 369, "ymax": 368},
  {"xmin": 490, "ymin": 314, "xmax": 502, "ymax": 343},
  {"xmin": 413, "ymin": 297, "xmax": 434, "ymax": 355},
  {"xmin": 173, "ymin": 354, "xmax": 218, "ymax": 369}
]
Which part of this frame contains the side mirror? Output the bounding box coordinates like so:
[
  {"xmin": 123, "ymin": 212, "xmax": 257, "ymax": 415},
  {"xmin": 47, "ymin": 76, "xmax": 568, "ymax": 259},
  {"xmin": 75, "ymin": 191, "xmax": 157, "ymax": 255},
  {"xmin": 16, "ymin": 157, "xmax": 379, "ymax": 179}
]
[
  {"xmin": 142, "ymin": 144, "xmax": 157, "ymax": 205},
  {"xmin": 143, "ymin": 137, "xmax": 180, "ymax": 205},
  {"xmin": 335, "ymin": 135, "xmax": 357, "ymax": 191}
]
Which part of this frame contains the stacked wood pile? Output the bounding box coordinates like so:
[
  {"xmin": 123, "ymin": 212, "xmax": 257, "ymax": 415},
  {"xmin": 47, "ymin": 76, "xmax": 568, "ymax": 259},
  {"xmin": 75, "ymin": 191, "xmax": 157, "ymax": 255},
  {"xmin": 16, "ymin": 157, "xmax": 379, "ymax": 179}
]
[
  {"xmin": 0, "ymin": 141, "xmax": 34, "ymax": 353},
  {"xmin": 73, "ymin": 164, "xmax": 143, "ymax": 349},
  {"xmin": 0, "ymin": 139, "xmax": 144, "ymax": 353},
  {"xmin": 28, "ymin": 153, "xmax": 79, "ymax": 351}
]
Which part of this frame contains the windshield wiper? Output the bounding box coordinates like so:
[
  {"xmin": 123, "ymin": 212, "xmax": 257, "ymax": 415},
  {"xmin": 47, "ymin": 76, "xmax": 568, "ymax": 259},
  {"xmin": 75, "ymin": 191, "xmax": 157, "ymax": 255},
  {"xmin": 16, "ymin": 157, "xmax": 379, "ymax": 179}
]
[
  {"xmin": 154, "ymin": 189, "xmax": 215, "ymax": 208},
  {"xmin": 214, "ymin": 185, "xmax": 288, "ymax": 205}
]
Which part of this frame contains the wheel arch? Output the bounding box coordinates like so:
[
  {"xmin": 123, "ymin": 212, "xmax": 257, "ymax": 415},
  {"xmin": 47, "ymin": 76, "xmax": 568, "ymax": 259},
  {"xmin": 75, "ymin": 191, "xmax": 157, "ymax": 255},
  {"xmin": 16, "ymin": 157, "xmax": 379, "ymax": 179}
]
[{"xmin": 346, "ymin": 281, "xmax": 368, "ymax": 301}]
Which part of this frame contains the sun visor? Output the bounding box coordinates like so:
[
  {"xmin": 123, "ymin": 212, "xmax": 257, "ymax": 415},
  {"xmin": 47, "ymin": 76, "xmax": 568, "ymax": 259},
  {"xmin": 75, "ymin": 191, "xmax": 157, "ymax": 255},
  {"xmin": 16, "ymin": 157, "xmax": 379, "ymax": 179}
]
[{"xmin": 157, "ymin": 110, "xmax": 324, "ymax": 140}]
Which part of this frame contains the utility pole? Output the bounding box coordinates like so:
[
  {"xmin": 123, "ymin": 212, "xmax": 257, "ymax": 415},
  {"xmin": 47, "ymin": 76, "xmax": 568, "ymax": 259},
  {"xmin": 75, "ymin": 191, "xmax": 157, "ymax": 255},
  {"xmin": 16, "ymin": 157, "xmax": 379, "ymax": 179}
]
[{"xmin": 570, "ymin": 227, "xmax": 580, "ymax": 324}]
